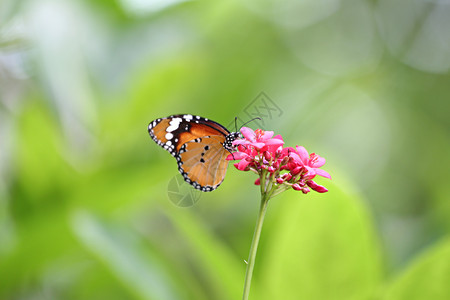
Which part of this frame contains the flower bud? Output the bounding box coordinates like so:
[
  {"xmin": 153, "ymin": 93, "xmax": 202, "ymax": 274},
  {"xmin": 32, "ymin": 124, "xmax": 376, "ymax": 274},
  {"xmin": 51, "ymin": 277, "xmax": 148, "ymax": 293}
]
[
  {"xmin": 275, "ymin": 147, "xmax": 283, "ymax": 157},
  {"xmin": 254, "ymin": 178, "xmax": 261, "ymax": 185},
  {"xmin": 307, "ymin": 180, "xmax": 328, "ymax": 193},
  {"xmin": 301, "ymin": 187, "xmax": 310, "ymax": 194},
  {"xmin": 273, "ymin": 161, "xmax": 280, "ymax": 170},
  {"xmin": 290, "ymin": 166, "xmax": 303, "ymax": 176},
  {"xmin": 292, "ymin": 183, "xmax": 302, "ymax": 191},
  {"xmin": 282, "ymin": 173, "xmax": 292, "ymax": 181},
  {"xmin": 281, "ymin": 156, "xmax": 290, "ymax": 166},
  {"xmin": 276, "ymin": 177, "xmax": 284, "ymax": 184}
]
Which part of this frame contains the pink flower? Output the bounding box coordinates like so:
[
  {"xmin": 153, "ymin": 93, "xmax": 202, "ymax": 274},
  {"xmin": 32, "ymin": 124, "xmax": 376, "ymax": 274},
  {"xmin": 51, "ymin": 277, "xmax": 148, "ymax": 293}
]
[
  {"xmin": 289, "ymin": 146, "xmax": 331, "ymax": 180},
  {"xmin": 233, "ymin": 127, "xmax": 284, "ymax": 151},
  {"xmin": 228, "ymin": 127, "xmax": 331, "ymax": 196}
]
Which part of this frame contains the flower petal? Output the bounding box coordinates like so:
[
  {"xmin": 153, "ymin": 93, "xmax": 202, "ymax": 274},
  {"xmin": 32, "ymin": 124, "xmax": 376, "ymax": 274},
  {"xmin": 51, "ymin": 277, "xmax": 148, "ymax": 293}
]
[
  {"xmin": 303, "ymin": 166, "xmax": 316, "ymax": 179},
  {"xmin": 273, "ymin": 134, "xmax": 284, "ymax": 142},
  {"xmin": 295, "ymin": 146, "xmax": 310, "ymax": 164},
  {"xmin": 240, "ymin": 127, "xmax": 255, "ymax": 141},
  {"xmin": 261, "ymin": 130, "xmax": 274, "ymax": 140},
  {"xmin": 226, "ymin": 152, "xmax": 248, "ymax": 161},
  {"xmin": 236, "ymin": 159, "xmax": 251, "ymax": 171},
  {"xmin": 315, "ymin": 168, "xmax": 331, "ymax": 179},
  {"xmin": 265, "ymin": 138, "xmax": 284, "ymax": 147},
  {"xmin": 289, "ymin": 152, "xmax": 303, "ymax": 165},
  {"xmin": 281, "ymin": 147, "xmax": 296, "ymax": 157},
  {"xmin": 310, "ymin": 154, "xmax": 326, "ymax": 168},
  {"xmin": 252, "ymin": 142, "xmax": 266, "ymax": 149},
  {"xmin": 232, "ymin": 139, "xmax": 249, "ymax": 146},
  {"xmin": 267, "ymin": 144, "xmax": 283, "ymax": 156}
]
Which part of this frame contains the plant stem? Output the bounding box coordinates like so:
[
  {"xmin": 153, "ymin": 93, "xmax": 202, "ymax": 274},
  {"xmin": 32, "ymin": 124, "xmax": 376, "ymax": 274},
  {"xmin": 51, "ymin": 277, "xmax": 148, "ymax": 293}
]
[{"xmin": 242, "ymin": 192, "xmax": 269, "ymax": 300}]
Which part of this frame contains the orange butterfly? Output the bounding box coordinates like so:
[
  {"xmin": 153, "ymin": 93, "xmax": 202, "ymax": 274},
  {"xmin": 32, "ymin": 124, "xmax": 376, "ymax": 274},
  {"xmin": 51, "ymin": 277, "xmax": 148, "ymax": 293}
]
[{"xmin": 148, "ymin": 114, "xmax": 241, "ymax": 192}]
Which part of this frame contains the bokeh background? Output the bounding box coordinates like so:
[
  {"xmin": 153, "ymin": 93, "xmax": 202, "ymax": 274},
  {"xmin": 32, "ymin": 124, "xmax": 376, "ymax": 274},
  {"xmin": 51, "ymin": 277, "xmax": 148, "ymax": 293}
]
[{"xmin": 1, "ymin": 0, "xmax": 449, "ymax": 299}]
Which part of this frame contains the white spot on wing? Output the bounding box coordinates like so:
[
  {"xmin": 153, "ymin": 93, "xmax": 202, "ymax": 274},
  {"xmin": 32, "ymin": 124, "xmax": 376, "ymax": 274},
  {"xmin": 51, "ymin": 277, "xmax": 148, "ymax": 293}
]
[
  {"xmin": 167, "ymin": 118, "xmax": 182, "ymax": 132},
  {"xmin": 165, "ymin": 132, "xmax": 173, "ymax": 140}
]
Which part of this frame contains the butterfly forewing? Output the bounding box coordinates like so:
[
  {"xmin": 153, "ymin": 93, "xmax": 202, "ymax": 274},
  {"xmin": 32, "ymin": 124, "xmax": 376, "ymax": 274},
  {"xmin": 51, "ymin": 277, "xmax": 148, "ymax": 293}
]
[
  {"xmin": 148, "ymin": 114, "xmax": 238, "ymax": 192},
  {"xmin": 148, "ymin": 118, "xmax": 178, "ymax": 156}
]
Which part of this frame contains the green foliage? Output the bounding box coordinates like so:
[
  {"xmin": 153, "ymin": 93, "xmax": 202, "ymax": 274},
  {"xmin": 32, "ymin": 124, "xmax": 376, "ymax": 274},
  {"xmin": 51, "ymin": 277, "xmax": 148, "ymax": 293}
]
[
  {"xmin": 383, "ymin": 239, "xmax": 450, "ymax": 300},
  {"xmin": 259, "ymin": 180, "xmax": 383, "ymax": 300},
  {"xmin": 1, "ymin": 0, "xmax": 449, "ymax": 299}
]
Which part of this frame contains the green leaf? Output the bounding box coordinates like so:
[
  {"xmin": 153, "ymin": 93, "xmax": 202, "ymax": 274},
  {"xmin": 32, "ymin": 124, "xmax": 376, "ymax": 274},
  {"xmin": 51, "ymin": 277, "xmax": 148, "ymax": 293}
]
[
  {"xmin": 164, "ymin": 207, "xmax": 244, "ymax": 300},
  {"xmin": 72, "ymin": 211, "xmax": 182, "ymax": 300},
  {"xmin": 382, "ymin": 238, "xmax": 450, "ymax": 300},
  {"xmin": 257, "ymin": 176, "xmax": 383, "ymax": 300},
  {"xmin": 0, "ymin": 211, "xmax": 79, "ymax": 297}
]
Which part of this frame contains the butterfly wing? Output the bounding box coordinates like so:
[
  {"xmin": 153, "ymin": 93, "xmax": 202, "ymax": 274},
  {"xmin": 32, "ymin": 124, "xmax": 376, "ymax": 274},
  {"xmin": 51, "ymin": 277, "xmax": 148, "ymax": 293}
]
[
  {"xmin": 177, "ymin": 135, "xmax": 230, "ymax": 191},
  {"xmin": 148, "ymin": 114, "xmax": 230, "ymax": 155},
  {"xmin": 148, "ymin": 114, "xmax": 233, "ymax": 192}
]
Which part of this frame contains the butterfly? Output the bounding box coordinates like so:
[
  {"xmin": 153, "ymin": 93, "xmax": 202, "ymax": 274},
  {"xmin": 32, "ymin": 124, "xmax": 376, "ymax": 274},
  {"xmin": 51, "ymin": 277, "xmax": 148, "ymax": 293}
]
[{"xmin": 148, "ymin": 114, "xmax": 242, "ymax": 192}]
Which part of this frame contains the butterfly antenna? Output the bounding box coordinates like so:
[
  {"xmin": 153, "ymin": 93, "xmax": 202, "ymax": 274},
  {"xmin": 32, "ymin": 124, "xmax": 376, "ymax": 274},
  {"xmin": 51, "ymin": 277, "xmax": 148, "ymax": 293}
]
[
  {"xmin": 234, "ymin": 116, "xmax": 238, "ymax": 132},
  {"xmin": 239, "ymin": 117, "xmax": 262, "ymax": 129}
]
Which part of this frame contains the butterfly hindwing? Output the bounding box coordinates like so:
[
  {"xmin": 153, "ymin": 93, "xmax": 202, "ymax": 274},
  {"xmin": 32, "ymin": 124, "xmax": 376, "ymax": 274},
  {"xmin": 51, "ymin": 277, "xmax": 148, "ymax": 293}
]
[{"xmin": 177, "ymin": 136, "xmax": 229, "ymax": 191}]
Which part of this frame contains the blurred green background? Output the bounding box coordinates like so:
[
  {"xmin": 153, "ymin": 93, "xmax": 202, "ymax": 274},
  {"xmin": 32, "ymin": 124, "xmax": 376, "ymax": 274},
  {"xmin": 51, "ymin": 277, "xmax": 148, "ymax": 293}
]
[{"xmin": 1, "ymin": 0, "xmax": 449, "ymax": 299}]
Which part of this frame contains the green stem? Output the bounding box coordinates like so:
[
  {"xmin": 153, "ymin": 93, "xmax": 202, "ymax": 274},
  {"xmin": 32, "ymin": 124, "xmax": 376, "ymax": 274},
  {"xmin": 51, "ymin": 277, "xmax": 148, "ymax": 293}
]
[{"xmin": 242, "ymin": 192, "xmax": 270, "ymax": 300}]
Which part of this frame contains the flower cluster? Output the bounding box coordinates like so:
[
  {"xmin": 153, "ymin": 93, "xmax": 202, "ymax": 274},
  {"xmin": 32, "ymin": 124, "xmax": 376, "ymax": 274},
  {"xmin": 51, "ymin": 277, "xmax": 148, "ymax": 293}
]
[{"xmin": 227, "ymin": 127, "xmax": 331, "ymax": 197}]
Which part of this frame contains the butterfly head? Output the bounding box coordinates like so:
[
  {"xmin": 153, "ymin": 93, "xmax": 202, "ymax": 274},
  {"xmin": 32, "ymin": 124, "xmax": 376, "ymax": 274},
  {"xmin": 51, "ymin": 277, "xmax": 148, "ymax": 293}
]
[{"xmin": 224, "ymin": 131, "xmax": 242, "ymax": 151}]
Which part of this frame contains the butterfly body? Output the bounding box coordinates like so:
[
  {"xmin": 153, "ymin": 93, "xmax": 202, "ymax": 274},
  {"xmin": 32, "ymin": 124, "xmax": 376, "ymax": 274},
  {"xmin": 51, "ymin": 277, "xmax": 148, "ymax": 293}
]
[{"xmin": 148, "ymin": 114, "xmax": 241, "ymax": 192}]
